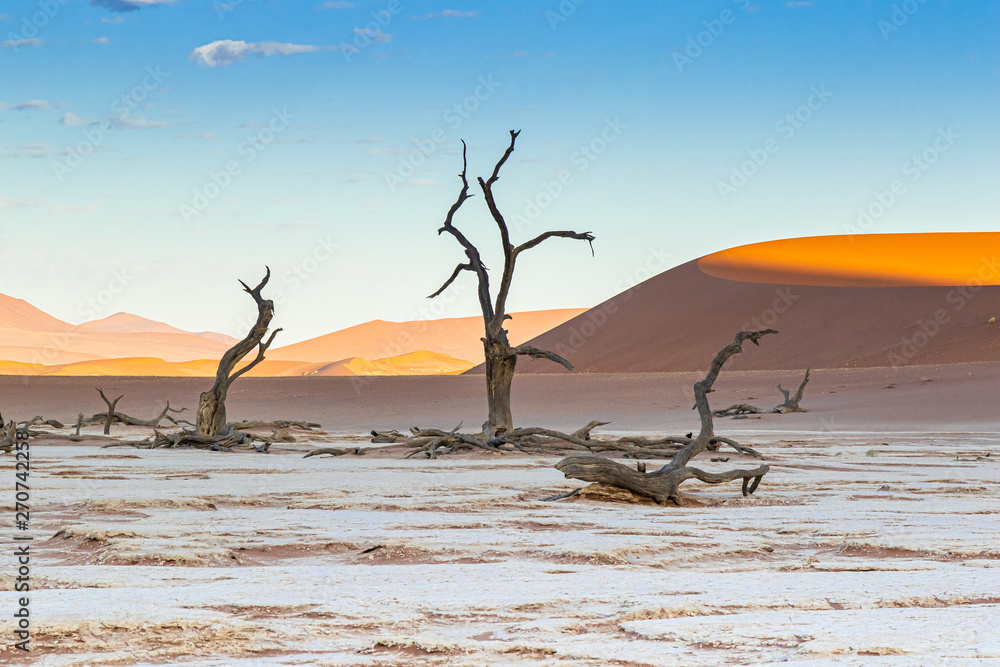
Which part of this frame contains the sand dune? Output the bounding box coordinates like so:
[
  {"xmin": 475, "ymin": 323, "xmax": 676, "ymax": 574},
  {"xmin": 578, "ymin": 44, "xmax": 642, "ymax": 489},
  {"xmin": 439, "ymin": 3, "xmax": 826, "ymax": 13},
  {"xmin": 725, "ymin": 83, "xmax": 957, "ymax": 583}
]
[
  {"xmin": 268, "ymin": 308, "xmax": 586, "ymax": 364},
  {"xmin": 699, "ymin": 232, "xmax": 1000, "ymax": 286},
  {"xmin": 79, "ymin": 312, "xmax": 240, "ymax": 345},
  {"xmin": 0, "ymin": 350, "xmax": 473, "ymax": 378},
  {"xmin": 510, "ymin": 233, "xmax": 1000, "ymax": 373},
  {"xmin": 0, "ymin": 296, "xmax": 236, "ymax": 365}
]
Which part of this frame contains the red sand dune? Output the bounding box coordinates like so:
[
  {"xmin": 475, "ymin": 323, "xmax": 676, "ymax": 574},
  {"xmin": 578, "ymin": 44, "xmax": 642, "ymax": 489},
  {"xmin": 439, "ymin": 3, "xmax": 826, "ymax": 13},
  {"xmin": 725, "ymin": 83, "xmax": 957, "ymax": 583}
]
[
  {"xmin": 509, "ymin": 233, "xmax": 1000, "ymax": 373},
  {"xmin": 268, "ymin": 309, "xmax": 586, "ymax": 365}
]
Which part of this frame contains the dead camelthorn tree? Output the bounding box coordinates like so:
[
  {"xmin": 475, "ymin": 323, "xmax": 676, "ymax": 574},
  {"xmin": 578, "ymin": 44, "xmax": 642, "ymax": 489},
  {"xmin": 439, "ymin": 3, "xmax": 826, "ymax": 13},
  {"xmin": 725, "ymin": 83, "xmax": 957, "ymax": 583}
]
[
  {"xmin": 714, "ymin": 368, "xmax": 812, "ymax": 417},
  {"xmin": 553, "ymin": 330, "xmax": 777, "ymax": 506},
  {"xmin": 429, "ymin": 131, "xmax": 595, "ymax": 435},
  {"xmin": 774, "ymin": 368, "xmax": 810, "ymax": 413},
  {"xmin": 196, "ymin": 267, "xmax": 282, "ymax": 437}
]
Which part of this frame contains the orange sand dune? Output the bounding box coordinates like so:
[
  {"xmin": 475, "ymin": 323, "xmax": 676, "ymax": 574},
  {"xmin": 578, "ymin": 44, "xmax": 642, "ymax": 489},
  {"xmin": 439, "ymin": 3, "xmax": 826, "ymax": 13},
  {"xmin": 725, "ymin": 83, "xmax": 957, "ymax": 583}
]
[
  {"xmin": 508, "ymin": 232, "xmax": 1000, "ymax": 373},
  {"xmin": 269, "ymin": 309, "xmax": 586, "ymax": 365},
  {"xmin": 0, "ymin": 350, "xmax": 473, "ymax": 377},
  {"xmin": 698, "ymin": 232, "xmax": 1000, "ymax": 287}
]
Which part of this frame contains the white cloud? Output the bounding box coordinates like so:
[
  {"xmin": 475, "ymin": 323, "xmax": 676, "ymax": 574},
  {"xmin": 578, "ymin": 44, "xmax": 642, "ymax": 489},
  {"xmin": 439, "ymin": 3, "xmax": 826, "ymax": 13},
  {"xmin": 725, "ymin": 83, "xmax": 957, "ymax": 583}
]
[
  {"xmin": 110, "ymin": 114, "xmax": 170, "ymax": 129},
  {"xmin": 353, "ymin": 28, "xmax": 391, "ymax": 43},
  {"xmin": 189, "ymin": 40, "xmax": 335, "ymax": 67},
  {"xmin": 90, "ymin": 0, "xmax": 175, "ymax": 12},
  {"xmin": 0, "ymin": 99, "xmax": 56, "ymax": 111},
  {"xmin": 0, "ymin": 143, "xmax": 60, "ymax": 158},
  {"xmin": 413, "ymin": 10, "xmax": 477, "ymax": 20},
  {"xmin": 50, "ymin": 202, "xmax": 99, "ymax": 216},
  {"xmin": 0, "ymin": 196, "xmax": 43, "ymax": 209},
  {"xmin": 0, "ymin": 38, "xmax": 43, "ymax": 49},
  {"xmin": 60, "ymin": 113, "xmax": 87, "ymax": 126},
  {"xmin": 92, "ymin": 36, "xmax": 110, "ymax": 44}
]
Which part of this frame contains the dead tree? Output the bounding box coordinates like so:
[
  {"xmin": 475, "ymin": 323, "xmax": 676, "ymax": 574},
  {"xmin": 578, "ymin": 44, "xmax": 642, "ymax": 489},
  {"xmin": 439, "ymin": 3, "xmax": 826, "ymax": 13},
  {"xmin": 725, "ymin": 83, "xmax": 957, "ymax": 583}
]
[
  {"xmin": 196, "ymin": 268, "xmax": 282, "ymax": 437},
  {"xmin": 429, "ymin": 131, "xmax": 594, "ymax": 435},
  {"xmin": 96, "ymin": 388, "xmax": 123, "ymax": 435},
  {"xmin": 553, "ymin": 330, "xmax": 776, "ymax": 506},
  {"xmin": 774, "ymin": 369, "xmax": 810, "ymax": 413}
]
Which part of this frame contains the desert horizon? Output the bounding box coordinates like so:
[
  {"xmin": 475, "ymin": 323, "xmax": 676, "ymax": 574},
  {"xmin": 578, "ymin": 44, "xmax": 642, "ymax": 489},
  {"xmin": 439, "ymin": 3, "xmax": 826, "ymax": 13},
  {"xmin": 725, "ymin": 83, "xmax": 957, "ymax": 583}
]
[{"xmin": 2, "ymin": 2, "xmax": 998, "ymax": 665}]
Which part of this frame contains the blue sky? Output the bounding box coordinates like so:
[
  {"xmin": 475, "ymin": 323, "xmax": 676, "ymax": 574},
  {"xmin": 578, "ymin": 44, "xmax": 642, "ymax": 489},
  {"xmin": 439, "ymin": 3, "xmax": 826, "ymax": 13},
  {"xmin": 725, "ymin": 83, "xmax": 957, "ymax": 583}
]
[{"xmin": 1, "ymin": 0, "xmax": 997, "ymax": 343}]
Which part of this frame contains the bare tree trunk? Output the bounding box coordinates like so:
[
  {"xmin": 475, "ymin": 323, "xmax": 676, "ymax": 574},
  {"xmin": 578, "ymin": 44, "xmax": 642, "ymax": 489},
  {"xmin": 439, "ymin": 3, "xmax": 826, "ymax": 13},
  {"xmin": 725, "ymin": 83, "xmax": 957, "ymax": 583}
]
[
  {"xmin": 485, "ymin": 337, "xmax": 517, "ymax": 434},
  {"xmin": 96, "ymin": 388, "xmax": 123, "ymax": 436},
  {"xmin": 428, "ymin": 131, "xmax": 594, "ymax": 434},
  {"xmin": 197, "ymin": 268, "xmax": 282, "ymax": 436}
]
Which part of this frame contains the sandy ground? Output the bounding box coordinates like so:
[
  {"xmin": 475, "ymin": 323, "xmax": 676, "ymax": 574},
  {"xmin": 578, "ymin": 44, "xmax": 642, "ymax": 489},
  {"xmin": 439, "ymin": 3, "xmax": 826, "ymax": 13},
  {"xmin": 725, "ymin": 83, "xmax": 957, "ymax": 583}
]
[
  {"xmin": 0, "ymin": 367, "xmax": 998, "ymax": 664},
  {"xmin": 3, "ymin": 361, "xmax": 1000, "ymax": 434}
]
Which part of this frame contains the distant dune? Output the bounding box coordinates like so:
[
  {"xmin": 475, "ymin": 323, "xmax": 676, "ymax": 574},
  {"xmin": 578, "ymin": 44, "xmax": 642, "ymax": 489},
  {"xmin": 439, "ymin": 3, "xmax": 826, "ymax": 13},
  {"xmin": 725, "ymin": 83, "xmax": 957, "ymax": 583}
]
[
  {"xmin": 0, "ymin": 296, "xmax": 236, "ymax": 365},
  {"xmin": 79, "ymin": 312, "xmax": 240, "ymax": 345},
  {"xmin": 0, "ymin": 350, "xmax": 473, "ymax": 378},
  {"xmin": 508, "ymin": 233, "xmax": 1000, "ymax": 373},
  {"xmin": 268, "ymin": 309, "xmax": 586, "ymax": 365}
]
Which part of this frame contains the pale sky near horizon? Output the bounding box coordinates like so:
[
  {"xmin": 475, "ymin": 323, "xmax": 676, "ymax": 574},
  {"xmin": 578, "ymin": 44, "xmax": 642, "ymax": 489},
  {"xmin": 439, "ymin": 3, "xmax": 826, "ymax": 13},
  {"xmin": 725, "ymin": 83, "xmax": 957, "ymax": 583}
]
[{"xmin": 1, "ymin": 0, "xmax": 997, "ymax": 343}]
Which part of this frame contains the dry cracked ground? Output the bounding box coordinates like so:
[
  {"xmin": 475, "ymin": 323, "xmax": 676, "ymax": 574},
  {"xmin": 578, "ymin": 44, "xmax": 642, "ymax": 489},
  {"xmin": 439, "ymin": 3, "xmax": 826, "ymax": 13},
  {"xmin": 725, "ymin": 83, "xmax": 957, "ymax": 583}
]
[{"xmin": 1, "ymin": 428, "xmax": 998, "ymax": 665}]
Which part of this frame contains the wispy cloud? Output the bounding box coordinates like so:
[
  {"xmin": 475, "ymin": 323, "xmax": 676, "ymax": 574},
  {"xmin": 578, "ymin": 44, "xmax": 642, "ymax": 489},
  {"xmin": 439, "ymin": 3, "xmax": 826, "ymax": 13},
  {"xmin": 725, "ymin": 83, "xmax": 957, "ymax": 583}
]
[
  {"xmin": 0, "ymin": 143, "xmax": 61, "ymax": 159},
  {"xmin": 50, "ymin": 202, "xmax": 99, "ymax": 216},
  {"xmin": 0, "ymin": 38, "xmax": 43, "ymax": 48},
  {"xmin": 0, "ymin": 196, "xmax": 43, "ymax": 209},
  {"xmin": 412, "ymin": 10, "xmax": 477, "ymax": 20},
  {"xmin": 0, "ymin": 100, "xmax": 57, "ymax": 111},
  {"xmin": 176, "ymin": 131, "xmax": 217, "ymax": 140},
  {"xmin": 60, "ymin": 113, "xmax": 87, "ymax": 126},
  {"xmin": 90, "ymin": 0, "xmax": 175, "ymax": 13},
  {"xmin": 189, "ymin": 40, "xmax": 335, "ymax": 67},
  {"xmin": 110, "ymin": 114, "xmax": 170, "ymax": 129},
  {"xmin": 92, "ymin": 36, "xmax": 111, "ymax": 44}
]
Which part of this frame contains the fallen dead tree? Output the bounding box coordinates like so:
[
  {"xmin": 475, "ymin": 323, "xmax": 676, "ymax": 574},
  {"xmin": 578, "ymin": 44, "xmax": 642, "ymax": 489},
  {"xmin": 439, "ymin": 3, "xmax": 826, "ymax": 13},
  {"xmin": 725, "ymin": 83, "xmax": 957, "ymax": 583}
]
[
  {"xmin": 552, "ymin": 330, "xmax": 776, "ymax": 506},
  {"xmin": 82, "ymin": 390, "xmax": 192, "ymax": 430},
  {"xmin": 714, "ymin": 368, "xmax": 811, "ymax": 417}
]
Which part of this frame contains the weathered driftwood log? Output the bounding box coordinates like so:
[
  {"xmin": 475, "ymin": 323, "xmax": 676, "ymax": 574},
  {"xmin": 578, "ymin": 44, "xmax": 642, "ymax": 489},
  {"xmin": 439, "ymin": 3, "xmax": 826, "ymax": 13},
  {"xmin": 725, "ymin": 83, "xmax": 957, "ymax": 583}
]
[
  {"xmin": 553, "ymin": 330, "xmax": 777, "ymax": 506},
  {"xmin": 774, "ymin": 369, "xmax": 810, "ymax": 413},
  {"xmin": 0, "ymin": 420, "xmax": 15, "ymax": 453},
  {"xmin": 303, "ymin": 447, "xmax": 363, "ymax": 458},
  {"xmin": 229, "ymin": 420, "xmax": 322, "ymax": 431},
  {"xmin": 197, "ymin": 268, "xmax": 282, "ymax": 436},
  {"xmin": 83, "ymin": 400, "xmax": 190, "ymax": 428},
  {"xmin": 714, "ymin": 403, "xmax": 769, "ymax": 417},
  {"xmin": 428, "ymin": 131, "xmax": 595, "ymax": 435}
]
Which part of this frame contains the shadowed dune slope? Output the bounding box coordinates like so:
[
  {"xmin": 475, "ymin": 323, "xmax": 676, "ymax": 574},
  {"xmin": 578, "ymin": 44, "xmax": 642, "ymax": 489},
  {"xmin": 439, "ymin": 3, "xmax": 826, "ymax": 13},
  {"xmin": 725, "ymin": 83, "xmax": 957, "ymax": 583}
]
[{"xmin": 502, "ymin": 235, "xmax": 1000, "ymax": 373}]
